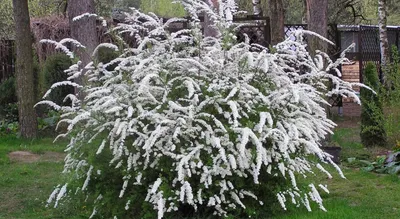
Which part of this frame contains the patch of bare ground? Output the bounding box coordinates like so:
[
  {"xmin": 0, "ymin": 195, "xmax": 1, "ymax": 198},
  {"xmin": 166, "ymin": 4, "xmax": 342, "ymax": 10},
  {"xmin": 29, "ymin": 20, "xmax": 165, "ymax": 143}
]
[{"xmin": 8, "ymin": 151, "xmax": 65, "ymax": 163}]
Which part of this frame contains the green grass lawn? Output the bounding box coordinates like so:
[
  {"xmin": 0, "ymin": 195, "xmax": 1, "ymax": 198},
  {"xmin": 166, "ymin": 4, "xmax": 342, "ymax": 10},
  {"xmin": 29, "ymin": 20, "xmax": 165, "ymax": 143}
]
[
  {"xmin": 0, "ymin": 136, "xmax": 65, "ymax": 164},
  {"xmin": 275, "ymin": 168, "xmax": 400, "ymax": 219},
  {"xmin": 1, "ymin": 132, "xmax": 400, "ymax": 219},
  {"xmin": 0, "ymin": 136, "xmax": 73, "ymax": 219}
]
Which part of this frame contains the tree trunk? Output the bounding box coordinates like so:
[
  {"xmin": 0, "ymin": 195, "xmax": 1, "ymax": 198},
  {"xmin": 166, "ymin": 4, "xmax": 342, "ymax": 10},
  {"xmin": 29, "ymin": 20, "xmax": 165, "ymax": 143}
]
[
  {"xmin": 306, "ymin": 0, "xmax": 328, "ymax": 55},
  {"xmin": 378, "ymin": 0, "xmax": 389, "ymax": 85},
  {"xmin": 305, "ymin": 0, "xmax": 331, "ymax": 141},
  {"xmin": 204, "ymin": 0, "xmax": 219, "ymax": 37},
  {"xmin": 12, "ymin": 0, "xmax": 38, "ymax": 139},
  {"xmin": 302, "ymin": 0, "xmax": 307, "ymax": 23},
  {"xmin": 67, "ymin": 0, "xmax": 98, "ymax": 98},
  {"xmin": 252, "ymin": 0, "xmax": 263, "ymax": 16},
  {"xmin": 268, "ymin": 0, "xmax": 285, "ymax": 45}
]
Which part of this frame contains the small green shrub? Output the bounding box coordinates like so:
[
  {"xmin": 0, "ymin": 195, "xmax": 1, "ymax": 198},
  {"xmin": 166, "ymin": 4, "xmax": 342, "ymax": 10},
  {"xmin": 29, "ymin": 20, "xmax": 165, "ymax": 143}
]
[
  {"xmin": 0, "ymin": 119, "xmax": 18, "ymax": 136},
  {"xmin": 37, "ymin": 110, "xmax": 61, "ymax": 136},
  {"xmin": 0, "ymin": 77, "xmax": 18, "ymax": 125},
  {"xmin": 360, "ymin": 62, "xmax": 387, "ymax": 147},
  {"xmin": 0, "ymin": 77, "xmax": 17, "ymax": 105},
  {"xmin": 41, "ymin": 53, "xmax": 73, "ymax": 106},
  {"xmin": 98, "ymin": 46, "xmax": 119, "ymax": 63},
  {"xmin": 97, "ymin": 46, "xmax": 119, "ymax": 71},
  {"xmin": 0, "ymin": 102, "xmax": 18, "ymax": 125}
]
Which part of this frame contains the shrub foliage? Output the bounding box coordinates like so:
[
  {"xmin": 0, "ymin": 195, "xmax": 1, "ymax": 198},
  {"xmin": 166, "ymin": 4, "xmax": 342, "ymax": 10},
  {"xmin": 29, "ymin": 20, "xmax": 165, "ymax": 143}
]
[
  {"xmin": 0, "ymin": 78, "xmax": 18, "ymax": 124},
  {"xmin": 41, "ymin": 53, "xmax": 74, "ymax": 106},
  {"xmin": 39, "ymin": 1, "xmax": 361, "ymax": 218},
  {"xmin": 0, "ymin": 76, "xmax": 17, "ymax": 104}
]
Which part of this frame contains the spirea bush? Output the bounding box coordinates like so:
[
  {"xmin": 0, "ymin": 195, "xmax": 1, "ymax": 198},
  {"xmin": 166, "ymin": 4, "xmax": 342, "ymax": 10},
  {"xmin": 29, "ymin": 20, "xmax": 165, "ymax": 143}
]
[{"xmin": 38, "ymin": 0, "xmax": 361, "ymax": 218}]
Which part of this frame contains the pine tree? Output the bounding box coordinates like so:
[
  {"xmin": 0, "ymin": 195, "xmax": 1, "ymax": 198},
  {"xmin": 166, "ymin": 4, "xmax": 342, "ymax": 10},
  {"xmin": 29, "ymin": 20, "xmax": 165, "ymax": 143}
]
[{"xmin": 360, "ymin": 62, "xmax": 387, "ymax": 147}]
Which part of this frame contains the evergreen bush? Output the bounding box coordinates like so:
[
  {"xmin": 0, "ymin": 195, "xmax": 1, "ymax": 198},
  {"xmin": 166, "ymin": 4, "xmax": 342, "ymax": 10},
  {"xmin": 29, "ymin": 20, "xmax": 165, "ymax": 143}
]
[
  {"xmin": 0, "ymin": 76, "xmax": 17, "ymax": 105},
  {"xmin": 41, "ymin": 53, "xmax": 74, "ymax": 106},
  {"xmin": 0, "ymin": 77, "xmax": 18, "ymax": 123},
  {"xmin": 38, "ymin": 1, "xmax": 361, "ymax": 218},
  {"xmin": 360, "ymin": 62, "xmax": 387, "ymax": 147},
  {"xmin": 97, "ymin": 46, "xmax": 119, "ymax": 71}
]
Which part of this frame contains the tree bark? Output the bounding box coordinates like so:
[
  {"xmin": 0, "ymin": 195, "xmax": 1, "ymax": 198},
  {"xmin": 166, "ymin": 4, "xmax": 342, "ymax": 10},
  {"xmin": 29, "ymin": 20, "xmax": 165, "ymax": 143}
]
[
  {"xmin": 252, "ymin": 0, "xmax": 263, "ymax": 16},
  {"xmin": 204, "ymin": 0, "xmax": 219, "ymax": 37},
  {"xmin": 67, "ymin": 0, "xmax": 98, "ymax": 98},
  {"xmin": 306, "ymin": 0, "xmax": 328, "ymax": 55},
  {"xmin": 268, "ymin": 0, "xmax": 285, "ymax": 45},
  {"xmin": 305, "ymin": 0, "xmax": 331, "ymax": 140},
  {"xmin": 378, "ymin": 0, "xmax": 389, "ymax": 85},
  {"xmin": 12, "ymin": 0, "xmax": 38, "ymax": 139}
]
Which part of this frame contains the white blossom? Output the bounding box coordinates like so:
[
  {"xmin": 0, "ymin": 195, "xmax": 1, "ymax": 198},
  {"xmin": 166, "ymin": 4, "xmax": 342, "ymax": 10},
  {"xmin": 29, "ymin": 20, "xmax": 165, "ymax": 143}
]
[{"xmin": 42, "ymin": 0, "xmax": 361, "ymax": 217}]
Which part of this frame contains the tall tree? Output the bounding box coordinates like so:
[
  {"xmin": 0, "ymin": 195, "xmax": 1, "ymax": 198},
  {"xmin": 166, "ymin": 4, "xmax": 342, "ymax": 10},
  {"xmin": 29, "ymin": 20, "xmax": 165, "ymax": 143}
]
[
  {"xmin": 306, "ymin": 0, "xmax": 328, "ymax": 55},
  {"xmin": 268, "ymin": 0, "xmax": 285, "ymax": 44},
  {"xmin": 252, "ymin": 0, "xmax": 262, "ymax": 16},
  {"xmin": 204, "ymin": 0, "xmax": 219, "ymax": 37},
  {"xmin": 12, "ymin": 0, "xmax": 38, "ymax": 138},
  {"xmin": 363, "ymin": 0, "xmax": 400, "ymax": 25},
  {"xmin": 378, "ymin": 0, "xmax": 389, "ymax": 85},
  {"xmin": 305, "ymin": 0, "xmax": 331, "ymax": 139},
  {"xmin": 67, "ymin": 0, "xmax": 98, "ymax": 97}
]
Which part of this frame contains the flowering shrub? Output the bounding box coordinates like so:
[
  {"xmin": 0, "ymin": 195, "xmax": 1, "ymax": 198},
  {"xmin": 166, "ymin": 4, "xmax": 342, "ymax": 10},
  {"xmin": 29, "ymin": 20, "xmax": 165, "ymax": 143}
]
[{"xmin": 38, "ymin": 0, "xmax": 361, "ymax": 218}]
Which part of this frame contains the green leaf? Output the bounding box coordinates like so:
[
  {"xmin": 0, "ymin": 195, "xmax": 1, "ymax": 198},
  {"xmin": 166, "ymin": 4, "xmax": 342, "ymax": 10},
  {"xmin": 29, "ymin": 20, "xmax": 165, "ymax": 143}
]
[
  {"xmin": 388, "ymin": 165, "xmax": 400, "ymax": 175},
  {"xmin": 361, "ymin": 166, "xmax": 375, "ymax": 172}
]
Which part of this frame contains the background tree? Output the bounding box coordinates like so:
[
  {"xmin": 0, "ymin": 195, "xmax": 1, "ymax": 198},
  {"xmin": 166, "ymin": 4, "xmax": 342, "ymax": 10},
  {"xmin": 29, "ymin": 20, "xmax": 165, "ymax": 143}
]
[
  {"xmin": 114, "ymin": 0, "xmax": 141, "ymax": 9},
  {"xmin": 329, "ymin": 0, "xmax": 365, "ymax": 24},
  {"xmin": 378, "ymin": 0, "xmax": 389, "ymax": 85},
  {"xmin": 363, "ymin": 0, "xmax": 400, "ymax": 24},
  {"xmin": 203, "ymin": 0, "xmax": 219, "ymax": 37},
  {"xmin": 306, "ymin": 0, "xmax": 328, "ymax": 55},
  {"xmin": 12, "ymin": 0, "xmax": 38, "ymax": 138},
  {"xmin": 141, "ymin": 0, "xmax": 185, "ymax": 17},
  {"xmin": 95, "ymin": 0, "xmax": 141, "ymax": 17},
  {"xmin": 252, "ymin": 0, "xmax": 263, "ymax": 16},
  {"xmin": 0, "ymin": 0, "xmax": 14, "ymax": 39},
  {"xmin": 0, "ymin": 0, "xmax": 59, "ymax": 39},
  {"xmin": 268, "ymin": 0, "xmax": 284, "ymax": 44},
  {"xmin": 67, "ymin": 0, "xmax": 98, "ymax": 97}
]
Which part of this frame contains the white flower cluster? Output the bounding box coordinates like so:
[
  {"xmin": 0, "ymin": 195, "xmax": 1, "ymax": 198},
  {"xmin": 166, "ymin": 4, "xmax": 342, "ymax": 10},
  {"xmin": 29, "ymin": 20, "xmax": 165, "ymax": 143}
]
[{"xmin": 40, "ymin": 0, "xmax": 360, "ymax": 218}]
